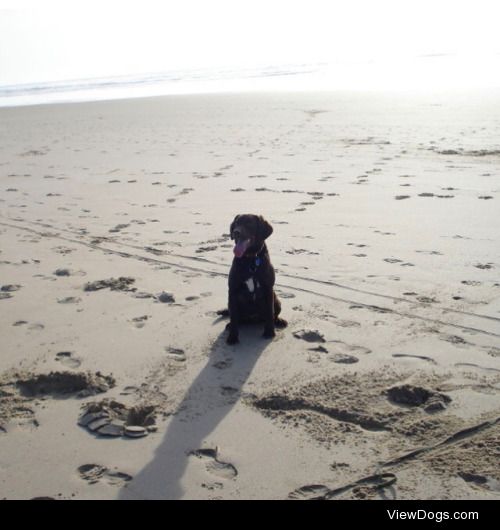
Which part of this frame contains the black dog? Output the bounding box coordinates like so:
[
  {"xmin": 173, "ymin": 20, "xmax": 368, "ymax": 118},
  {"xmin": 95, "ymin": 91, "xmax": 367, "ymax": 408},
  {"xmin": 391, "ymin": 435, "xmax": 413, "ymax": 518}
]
[{"xmin": 223, "ymin": 214, "xmax": 287, "ymax": 344}]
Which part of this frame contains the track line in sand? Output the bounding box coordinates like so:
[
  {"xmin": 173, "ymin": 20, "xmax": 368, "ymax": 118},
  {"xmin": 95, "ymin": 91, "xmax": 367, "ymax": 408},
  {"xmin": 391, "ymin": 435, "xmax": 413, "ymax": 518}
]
[
  {"xmin": 4, "ymin": 215, "xmax": 500, "ymax": 325},
  {"xmin": 290, "ymin": 416, "xmax": 500, "ymax": 500},
  {"xmin": 381, "ymin": 416, "xmax": 500, "ymax": 468},
  {"xmin": 1, "ymin": 216, "xmax": 499, "ymax": 340},
  {"xmin": 6, "ymin": 216, "xmax": 500, "ymax": 325}
]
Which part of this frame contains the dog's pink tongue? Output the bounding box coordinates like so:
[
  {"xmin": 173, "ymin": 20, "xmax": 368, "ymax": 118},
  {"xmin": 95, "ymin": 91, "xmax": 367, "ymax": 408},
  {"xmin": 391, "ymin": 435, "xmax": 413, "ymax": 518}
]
[{"xmin": 233, "ymin": 239, "xmax": 250, "ymax": 258}]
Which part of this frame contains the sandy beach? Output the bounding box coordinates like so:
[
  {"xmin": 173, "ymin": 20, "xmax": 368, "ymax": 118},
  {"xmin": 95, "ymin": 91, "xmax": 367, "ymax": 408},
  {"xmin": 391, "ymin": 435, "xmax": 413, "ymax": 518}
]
[{"xmin": 0, "ymin": 90, "xmax": 499, "ymax": 500}]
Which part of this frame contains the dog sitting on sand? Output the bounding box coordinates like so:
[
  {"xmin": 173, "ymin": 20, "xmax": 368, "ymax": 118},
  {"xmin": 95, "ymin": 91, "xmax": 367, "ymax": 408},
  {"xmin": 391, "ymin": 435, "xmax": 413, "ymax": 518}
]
[{"xmin": 218, "ymin": 214, "xmax": 287, "ymax": 344}]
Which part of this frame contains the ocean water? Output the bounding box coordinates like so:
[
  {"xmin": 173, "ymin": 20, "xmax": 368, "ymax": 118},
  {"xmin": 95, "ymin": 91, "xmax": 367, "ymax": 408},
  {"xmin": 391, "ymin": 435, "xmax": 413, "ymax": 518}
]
[
  {"xmin": 0, "ymin": 63, "xmax": 327, "ymax": 107},
  {"xmin": 1, "ymin": 54, "xmax": 499, "ymax": 107}
]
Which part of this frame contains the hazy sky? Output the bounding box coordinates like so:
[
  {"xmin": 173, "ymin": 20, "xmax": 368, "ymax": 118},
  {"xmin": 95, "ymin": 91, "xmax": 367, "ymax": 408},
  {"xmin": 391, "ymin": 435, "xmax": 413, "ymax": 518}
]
[{"xmin": 1, "ymin": 0, "xmax": 500, "ymax": 88}]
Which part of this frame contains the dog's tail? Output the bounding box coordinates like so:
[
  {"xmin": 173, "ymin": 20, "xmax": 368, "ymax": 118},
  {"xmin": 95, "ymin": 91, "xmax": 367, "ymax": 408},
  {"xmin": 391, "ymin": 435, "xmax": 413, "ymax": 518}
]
[{"xmin": 216, "ymin": 309, "xmax": 230, "ymax": 317}]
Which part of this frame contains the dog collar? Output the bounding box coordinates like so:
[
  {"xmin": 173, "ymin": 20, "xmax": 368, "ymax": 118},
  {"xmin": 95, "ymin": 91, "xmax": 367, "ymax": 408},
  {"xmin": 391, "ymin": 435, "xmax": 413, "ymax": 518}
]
[{"xmin": 248, "ymin": 256, "xmax": 261, "ymax": 274}]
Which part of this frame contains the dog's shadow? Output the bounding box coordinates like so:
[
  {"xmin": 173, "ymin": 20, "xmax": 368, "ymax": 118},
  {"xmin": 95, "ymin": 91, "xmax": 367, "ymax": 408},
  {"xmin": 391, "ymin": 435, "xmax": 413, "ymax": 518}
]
[{"xmin": 118, "ymin": 325, "xmax": 270, "ymax": 500}]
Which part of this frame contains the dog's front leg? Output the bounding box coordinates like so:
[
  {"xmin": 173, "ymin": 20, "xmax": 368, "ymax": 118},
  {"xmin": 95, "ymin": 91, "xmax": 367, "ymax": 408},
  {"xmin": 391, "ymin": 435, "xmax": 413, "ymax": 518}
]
[{"xmin": 262, "ymin": 285, "xmax": 276, "ymax": 339}]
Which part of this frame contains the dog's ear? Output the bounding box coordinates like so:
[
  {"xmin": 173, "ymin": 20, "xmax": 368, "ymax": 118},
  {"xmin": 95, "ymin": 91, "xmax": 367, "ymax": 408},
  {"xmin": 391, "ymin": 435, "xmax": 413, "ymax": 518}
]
[
  {"xmin": 257, "ymin": 215, "xmax": 273, "ymax": 240},
  {"xmin": 229, "ymin": 215, "xmax": 240, "ymax": 240}
]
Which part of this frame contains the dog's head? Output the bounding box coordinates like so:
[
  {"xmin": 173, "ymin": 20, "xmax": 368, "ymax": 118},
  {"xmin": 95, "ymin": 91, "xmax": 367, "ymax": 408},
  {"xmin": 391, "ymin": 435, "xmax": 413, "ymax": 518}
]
[{"xmin": 229, "ymin": 214, "xmax": 273, "ymax": 258}]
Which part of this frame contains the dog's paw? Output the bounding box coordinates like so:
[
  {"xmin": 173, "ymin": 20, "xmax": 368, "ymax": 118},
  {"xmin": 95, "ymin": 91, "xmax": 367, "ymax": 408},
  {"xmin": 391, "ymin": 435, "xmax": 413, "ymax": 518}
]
[
  {"xmin": 262, "ymin": 328, "xmax": 276, "ymax": 339},
  {"xmin": 275, "ymin": 318, "xmax": 288, "ymax": 329},
  {"xmin": 226, "ymin": 333, "xmax": 240, "ymax": 345}
]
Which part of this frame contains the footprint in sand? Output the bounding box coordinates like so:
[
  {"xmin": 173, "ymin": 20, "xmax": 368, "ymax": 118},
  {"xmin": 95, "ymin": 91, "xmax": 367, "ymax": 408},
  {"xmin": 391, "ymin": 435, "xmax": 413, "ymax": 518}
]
[
  {"xmin": 185, "ymin": 296, "xmax": 200, "ymax": 302},
  {"xmin": 441, "ymin": 334, "xmax": 469, "ymax": 346},
  {"xmin": 57, "ymin": 296, "xmax": 82, "ymax": 304},
  {"xmin": 119, "ymin": 386, "xmax": 140, "ymax": 396},
  {"xmin": 84, "ymin": 277, "xmax": 136, "ymax": 293},
  {"xmin": 109, "ymin": 223, "xmax": 130, "ymax": 233},
  {"xmin": 475, "ymin": 263, "xmax": 494, "ymax": 270},
  {"xmin": 308, "ymin": 345, "xmax": 328, "ymax": 355},
  {"xmin": 454, "ymin": 362, "xmax": 500, "ymax": 373},
  {"xmin": 286, "ymin": 249, "xmax": 319, "ymax": 256},
  {"xmin": 53, "ymin": 268, "xmax": 71, "ymax": 277},
  {"xmin": 1, "ymin": 284, "xmax": 22, "ymax": 293},
  {"xmin": 330, "ymin": 353, "xmax": 359, "ymax": 364},
  {"xmin": 386, "ymin": 384, "xmax": 451, "ymax": 412},
  {"xmin": 416, "ymin": 296, "xmax": 439, "ymax": 304},
  {"xmin": 392, "ymin": 353, "xmax": 437, "ymax": 365},
  {"xmin": 458, "ymin": 472, "xmax": 500, "ymax": 492},
  {"xmin": 213, "ymin": 359, "xmax": 233, "ymax": 370},
  {"xmin": 416, "ymin": 250, "xmax": 443, "ymax": 256},
  {"xmin": 27, "ymin": 323, "xmax": 45, "ymax": 331},
  {"xmin": 77, "ymin": 464, "xmax": 132, "ymax": 486},
  {"xmin": 189, "ymin": 448, "xmax": 238, "ymax": 480},
  {"xmin": 52, "ymin": 246, "xmax": 76, "ymax": 255},
  {"xmin": 131, "ymin": 315, "xmax": 149, "ymax": 329},
  {"xmin": 164, "ymin": 347, "xmax": 186, "ymax": 362},
  {"xmin": 293, "ymin": 329, "xmax": 326, "ymax": 343},
  {"xmin": 329, "ymin": 340, "xmax": 371, "ymax": 356},
  {"xmin": 55, "ymin": 351, "xmax": 82, "ymax": 369},
  {"xmin": 196, "ymin": 245, "xmax": 217, "ymax": 253},
  {"xmin": 288, "ymin": 484, "xmax": 331, "ymax": 500},
  {"xmin": 484, "ymin": 346, "xmax": 500, "ymax": 358}
]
